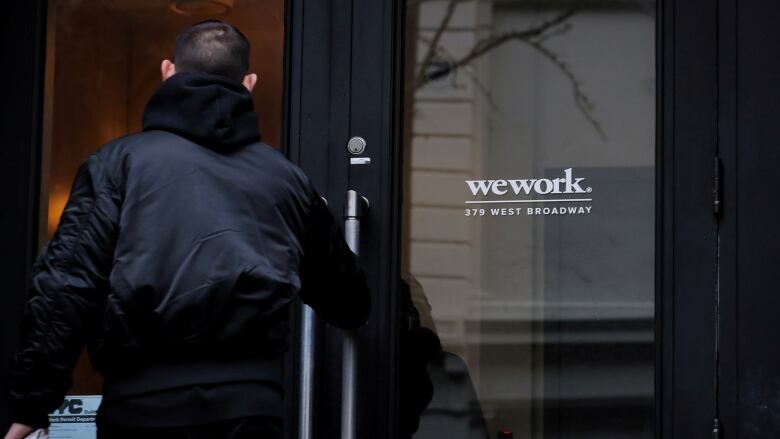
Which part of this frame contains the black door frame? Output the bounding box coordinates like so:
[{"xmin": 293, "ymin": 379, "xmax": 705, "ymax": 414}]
[
  {"xmin": 0, "ymin": 1, "xmax": 48, "ymax": 431},
  {"xmin": 284, "ymin": 0, "xmax": 404, "ymax": 437},
  {"xmin": 657, "ymin": 0, "xmax": 720, "ymax": 437},
  {"xmin": 0, "ymin": 0, "xmax": 731, "ymax": 437},
  {"xmin": 716, "ymin": 1, "xmax": 780, "ymax": 437}
]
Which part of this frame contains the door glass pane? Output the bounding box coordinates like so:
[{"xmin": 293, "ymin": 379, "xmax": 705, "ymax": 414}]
[
  {"xmin": 401, "ymin": 1, "xmax": 655, "ymax": 438},
  {"xmin": 40, "ymin": 0, "xmax": 284, "ymax": 398}
]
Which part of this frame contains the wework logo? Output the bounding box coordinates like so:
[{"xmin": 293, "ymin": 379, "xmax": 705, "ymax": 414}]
[{"xmin": 465, "ymin": 168, "xmax": 591, "ymax": 197}]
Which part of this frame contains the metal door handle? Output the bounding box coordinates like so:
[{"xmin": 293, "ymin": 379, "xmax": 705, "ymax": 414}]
[
  {"xmin": 298, "ymin": 306, "xmax": 315, "ymax": 439},
  {"xmin": 299, "ymin": 194, "xmax": 367, "ymax": 439},
  {"xmin": 342, "ymin": 190, "xmax": 368, "ymax": 439},
  {"xmin": 299, "ymin": 198, "xmax": 328, "ymax": 439}
]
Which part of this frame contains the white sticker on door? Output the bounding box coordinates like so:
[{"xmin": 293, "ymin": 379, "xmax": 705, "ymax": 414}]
[
  {"xmin": 48, "ymin": 396, "xmax": 101, "ymax": 439},
  {"xmin": 463, "ymin": 168, "xmax": 593, "ymax": 217}
]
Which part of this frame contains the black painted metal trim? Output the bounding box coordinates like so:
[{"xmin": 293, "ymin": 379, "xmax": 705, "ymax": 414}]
[
  {"xmin": 658, "ymin": 0, "xmax": 720, "ymax": 437},
  {"xmin": 656, "ymin": 0, "xmax": 673, "ymax": 436},
  {"xmin": 281, "ymin": 1, "xmax": 301, "ymax": 436},
  {"xmin": 0, "ymin": 0, "xmax": 48, "ymax": 431},
  {"xmin": 715, "ymin": 0, "xmax": 738, "ymax": 436},
  {"xmin": 343, "ymin": 0, "xmax": 404, "ymax": 437}
]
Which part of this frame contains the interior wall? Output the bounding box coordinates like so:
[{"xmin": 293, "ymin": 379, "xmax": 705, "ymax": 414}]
[
  {"xmin": 47, "ymin": 5, "xmax": 131, "ymax": 240},
  {"xmin": 48, "ymin": 4, "xmax": 132, "ymax": 395}
]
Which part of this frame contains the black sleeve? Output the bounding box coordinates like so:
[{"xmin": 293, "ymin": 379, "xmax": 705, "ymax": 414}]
[
  {"xmin": 7, "ymin": 155, "xmax": 120, "ymax": 427},
  {"xmin": 298, "ymin": 194, "xmax": 371, "ymax": 330}
]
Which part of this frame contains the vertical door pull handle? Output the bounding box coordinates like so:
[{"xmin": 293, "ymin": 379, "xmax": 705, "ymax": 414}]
[
  {"xmin": 341, "ymin": 190, "xmax": 368, "ymax": 439},
  {"xmin": 298, "ymin": 197, "xmax": 328, "ymax": 439}
]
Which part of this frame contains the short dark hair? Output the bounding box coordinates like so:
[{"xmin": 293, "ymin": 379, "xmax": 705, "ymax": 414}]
[{"xmin": 174, "ymin": 20, "xmax": 250, "ymax": 82}]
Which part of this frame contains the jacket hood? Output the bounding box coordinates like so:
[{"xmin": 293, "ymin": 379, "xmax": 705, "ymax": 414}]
[{"xmin": 142, "ymin": 72, "xmax": 261, "ymax": 150}]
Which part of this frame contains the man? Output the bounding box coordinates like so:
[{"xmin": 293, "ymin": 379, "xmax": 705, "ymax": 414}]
[{"xmin": 4, "ymin": 20, "xmax": 370, "ymax": 439}]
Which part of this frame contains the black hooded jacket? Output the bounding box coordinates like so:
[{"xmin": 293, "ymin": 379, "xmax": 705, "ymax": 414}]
[{"xmin": 7, "ymin": 73, "xmax": 370, "ymax": 427}]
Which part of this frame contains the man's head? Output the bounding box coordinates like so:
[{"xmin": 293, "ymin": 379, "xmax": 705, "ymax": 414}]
[{"xmin": 161, "ymin": 20, "xmax": 258, "ymax": 91}]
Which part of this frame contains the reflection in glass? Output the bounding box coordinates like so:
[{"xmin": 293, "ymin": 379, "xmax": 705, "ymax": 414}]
[{"xmin": 402, "ymin": 1, "xmax": 655, "ymax": 438}]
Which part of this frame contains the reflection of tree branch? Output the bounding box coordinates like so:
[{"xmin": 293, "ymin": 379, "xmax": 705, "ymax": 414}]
[
  {"xmin": 415, "ymin": 9, "xmax": 577, "ymax": 90},
  {"xmin": 523, "ymin": 39, "xmax": 608, "ymax": 141},
  {"xmin": 416, "ymin": 33, "xmax": 504, "ymax": 114},
  {"xmin": 535, "ymin": 21, "xmax": 573, "ymax": 43},
  {"xmin": 413, "ymin": 4, "xmax": 612, "ymax": 140},
  {"xmin": 415, "ymin": 0, "xmax": 460, "ymax": 88}
]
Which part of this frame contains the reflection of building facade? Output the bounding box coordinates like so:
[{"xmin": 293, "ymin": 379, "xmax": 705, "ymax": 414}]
[{"xmin": 406, "ymin": 2, "xmax": 654, "ymax": 437}]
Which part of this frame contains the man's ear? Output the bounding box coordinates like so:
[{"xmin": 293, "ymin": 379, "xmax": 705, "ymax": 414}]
[
  {"xmin": 242, "ymin": 73, "xmax": 258, "ymax": 92},
  {"xmin": 161, "ymin": 60, "xmax": 177, "ymax": 81}
]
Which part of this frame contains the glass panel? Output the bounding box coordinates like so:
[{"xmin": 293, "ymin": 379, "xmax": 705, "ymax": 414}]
[
  {"xmin": 401, "ymin": 1, "xmax": 655, "ymax": 438},
  {"xmin": 40, "ymin": 0, "xmax": 284, "ymax": 396}
]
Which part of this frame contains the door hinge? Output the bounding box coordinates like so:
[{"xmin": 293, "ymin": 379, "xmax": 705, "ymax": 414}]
[{"xmin": 713, "ymin": 156, "xmax": 722, "ymax": 216}]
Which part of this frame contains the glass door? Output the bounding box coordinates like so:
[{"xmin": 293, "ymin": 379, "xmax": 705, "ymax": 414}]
[
  {"xmin": 2, "ymin": 0, "xmax": 729, "ymax": 436},
  {"xmin": 400, "ymin": 1, "xmax": 656, "ymax": 437}
]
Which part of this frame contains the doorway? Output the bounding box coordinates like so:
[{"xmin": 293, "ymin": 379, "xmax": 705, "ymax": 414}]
[{"xmin": 38, "ymin": 0, "xmax": 285, "ymax": 405}]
